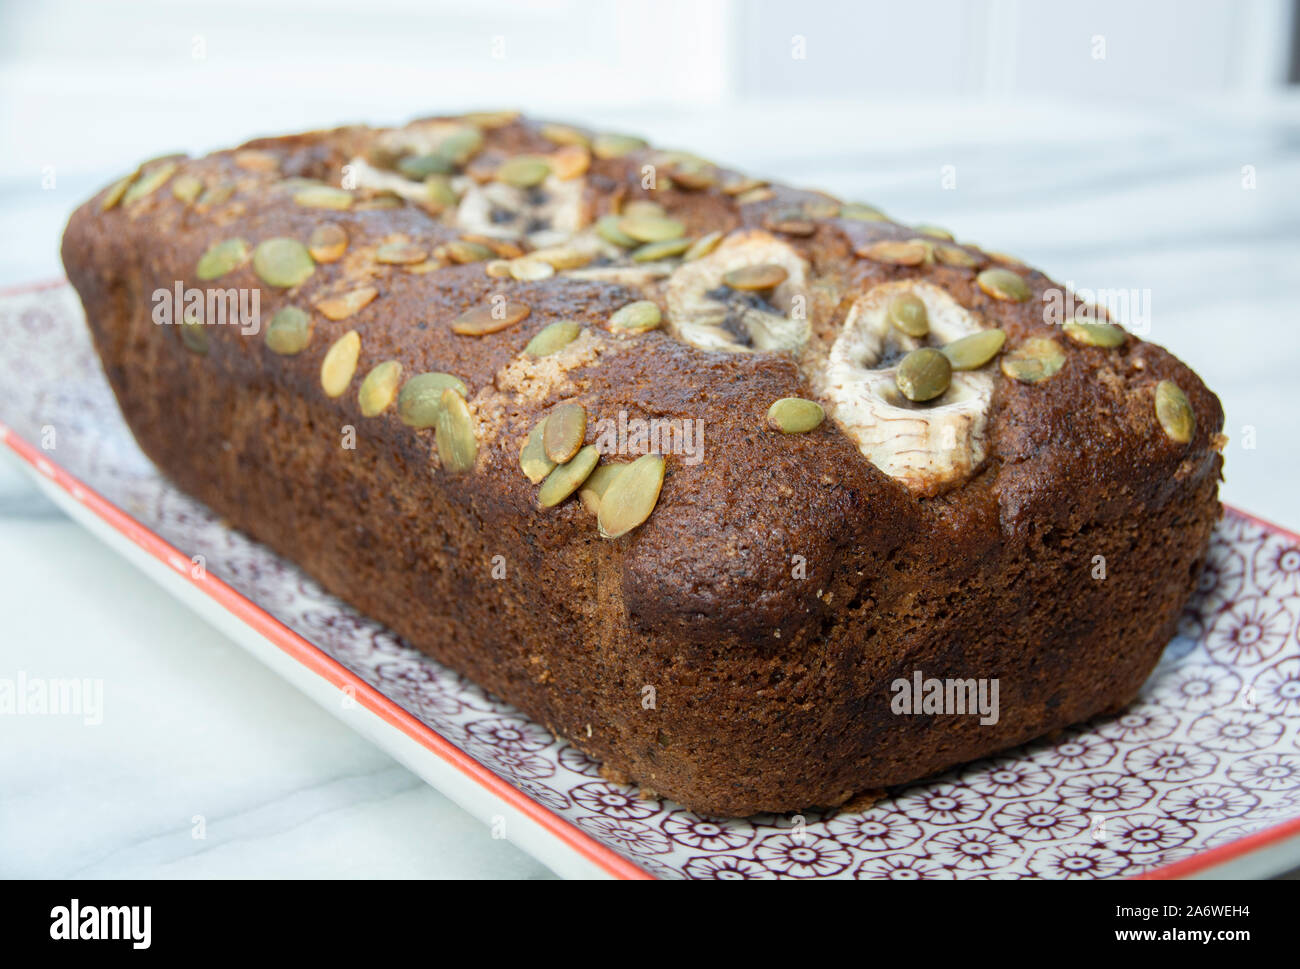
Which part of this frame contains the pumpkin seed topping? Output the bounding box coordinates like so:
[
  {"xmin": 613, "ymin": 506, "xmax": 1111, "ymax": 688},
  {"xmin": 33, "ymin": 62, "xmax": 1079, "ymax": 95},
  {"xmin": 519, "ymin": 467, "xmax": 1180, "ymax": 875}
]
[
  {"xmin": 316, "ymin": 286, "xmax": 378, "ymax": 321},
  {"xmin": 764, "ymin": 210, "xmax": 816, "ymax": 236},
  {"xmin": 170, "ymin": 174, "xmax": 203, "ymax": 205},
  {"xmin": 543, "ymin": 403, "xmax": 587, "ymax": 464},
  {"xmin": 596, "ymin": 214, "xmax": 638, "ymax": 247},
  {"xmin": 179, "ymin": 308, "xmax": 208, "ymax": 355},
  {"xmin": 540, "ymin": 123, "xmax": 590, "ymax": 147},
  {"xmin": 597, "ymin": 453, "xmax": 665, "ymax": 539},
  {"xmin": 264, "ymin": 306, "xmax": 313, "ymax": 355},
  {"xmin": 531, "ymin": 246, "xmax": 591, "ymax": 270},
  {"xmin": 549, "ymin": 144, "xmax": 591, "ymax": 180},
  {"xmin": 934, "ymin": 244, "xmax": 981, "ymax": 268},
  {"xmin": 1000, "ymin": 337, "xmax": 1066, "ymax": 383},
  {"xmin": 888, "ymin": 293, "xmax": 929, "ymax": 337},
  {"xmin": 123, "ymin": 162, "xmax": 178, "ymax": 205},
  {"xmin": 496, "ymin": 155, "xmax": 552, "ymax": 188},
  {"xmin": 293, "ymin": 185, "xmax": 353, "ymax": 210},
  {"xmin": 578, "ymin": 462, "xmax": 624, "ymax": 514},
  {"xmin": 721, "ymin": 175, "xmax": 767, "ymax": 196},
  {"xmin": 857, "ymin": 239, "xmax": 931, "ymax": 266},
  {"xmin": 424, "ymin": 174, "xmax": 458, "ymax": 210},
  {"xmin": 609, "ymin": 300, "xmax": 661, "ymax": 333},
  {"xmin": 538, "ymin": 445, "xmax": 600, "ymax": 508},
  {"xmin": 233, "ymin": 150, "xmax": 279, "ymax": 173},
  {"xmin": 683, "ymin": 230, "xmax": 723, "ymax": 261},
  {"xmin": 196, "ymin": 238, "xmax": 251, "ymax": 280},
  {"xmin": 461, "ymin": 109, "xmax": 520, "ymax": 129},
  {"xmin": 896, "ymin": 347, "xmax": 953, "ymax": 402},
  {"xmin": 195, "ymin": 181, "xmax": 235, "ymax": 210},
  {"xmin": 446, "ymin": 240, "xmax": 495, "ymax": 264},
  {"xmin": 977, "ymin": 267, "xmax": 1031, "ymax": 302},
  {"xmin": 915, "ymin": 224, "xmax": 953, "ymax": 241},
  {"xmin": 723, "ymin": 264, "xmax": 788, "ymax": 291},
  {"xmin": 359, "ymin": 360, "xmax": 403, "ymax": 417},
  {"xmin": 840, "ymin": 202, "xmax": 888, "ymax": 222},
  {"xmin": 320, "ymin": 330, "xmax": 361, "ymax": 398},
  {"xmin": 375, "ymin": 241, "xmax": 428, "ymax": 265},
  {"xmin": 398, "ymin": 373, "xmax": 470, "ymax": 428},
  {"xmin": 100, "ymin": 171, "xmax": 138, "ymax": 211},
  {"xmin": 253, "ymin": 237, "xmax": 315, "ymax": 288},
  {"xmin": 509, "ymin": 257, "xmax": 556, "ymax": 281},
  {"xmin": 767, "ymin": 397, "xmax": 826, "ymax": 433},
  {"xmin": 592, "ymin": 132, "xmax": 647, "ymax": 159},
  {"xmin": 439, "ymin": 126, "xmax": 486, "ymax": 163},
  {"xmin": 435, "ymin": 389, "xmax": 478, "ymax": 473},
  {"xmin": 631, "ymin": 238, "xmax": 692, "ymax": 262},
  {"xmin": 1063, "ymin": 318, "xmax": 1126, "ymax": 348},
  {"xmin": 1155, "ymin": 380, "xmax": 1195, "ymax": 443},
  {"xmin": 525, "ymin": 320, "xmax": 582, "ymax": 357},
  {"xmin": 622, "ymin": 199, "xmax": 665, "ymax": 218},
  {"xmin": 941, "ymin": 329, "xmax": 1006, "ymax": 370},
  {"xmin": 307, "ymin": 223, "xmax": 349, "ymax": 263},
  {"xmin": 519, "ymin": 419, "xmax": 556, "ymax": 483},
  {"xmin": 618, "ymin": 214, "xmax": 685, "ymax": 243},
  {"xmin": 398, "ymin": 153, "xmax": 455, "ymax": 179},
  {"xmin": 451, "ymin": 300, "xmax": 531, "ymax": 336}
]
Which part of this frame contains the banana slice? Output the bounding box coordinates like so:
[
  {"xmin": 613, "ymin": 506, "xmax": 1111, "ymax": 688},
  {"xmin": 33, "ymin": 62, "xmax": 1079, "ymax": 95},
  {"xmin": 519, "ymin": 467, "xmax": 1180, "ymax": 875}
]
[
  {"xmin": 455, "ymin": 174, "xmax": 588, "ymax": 248},
  {"xmin": 815, "ymin": 280, "xmax": 995, "ymax": 495},
  {"xmin": 664, "ymin": 230, "xmax": 809, "ymax": 354}
]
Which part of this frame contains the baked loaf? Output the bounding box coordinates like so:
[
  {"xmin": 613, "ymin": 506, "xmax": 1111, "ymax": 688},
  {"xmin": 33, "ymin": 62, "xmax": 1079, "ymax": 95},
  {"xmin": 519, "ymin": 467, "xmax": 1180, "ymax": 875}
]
[{"xmin": 62, "ymin": 112, "xmax": 1224, "ymax": 816}]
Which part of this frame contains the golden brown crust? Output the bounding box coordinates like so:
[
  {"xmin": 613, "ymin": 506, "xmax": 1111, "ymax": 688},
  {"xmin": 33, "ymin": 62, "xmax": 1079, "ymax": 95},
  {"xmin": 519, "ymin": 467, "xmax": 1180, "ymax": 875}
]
[{"xmin": 61, "ymin": 113, "xmax": 1224, "ymax": 815}]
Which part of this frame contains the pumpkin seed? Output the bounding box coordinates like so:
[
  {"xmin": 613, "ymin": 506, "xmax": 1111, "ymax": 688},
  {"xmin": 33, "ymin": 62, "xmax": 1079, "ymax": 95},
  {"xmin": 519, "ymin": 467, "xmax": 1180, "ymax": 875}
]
[
  {"xmin": 1155, "ymin": 380, "xmax": 1195, "ymax": 443},
  {"xmin": 358, "ymin": 360, "xmax": 402, "ymax": 417},
  {"xmin": 543, "ymin": 402, "xmax": 587, "ymax": 464},
  {"xmin": 196, "ymin": 238, "xmax": 250, "ymax": 280},
  {"xmin": 598, "ymin": 453, "xmax": 665, "ymax": 539},
  {"xmin": 596, "ymin": 214, "xmax": 638, "ymax": 247},
  {"xmin": 578, "ymin": 462, "xmax": 624, "ymax": 514},
  {"xmin": 684, "ymin": 230, "xmax": 723, "ymax": 261},
  {"xmin": 764, "ymin": 210, "xmax": 816, "ymax": 236},
  {"xmin": 609, "ymin": 300, "xmax": 661, "ymax": 333},
  {"xmin": 802, "ymin": 197, "xmax": 841, "ymax": 220},
  {"xmin": 941, "ymin": 329, "xmax": 1006, "ymax": 370},
  {"xmin": 438, "ymin": 126, "xmax": 485, "ymax": 164},
  {"xmin": 451, "ymin": 300, "xmax": 531, "ymax": 335},
  {"xmin": 721, "ymin": 175, "xmax": 767, "ymax": 196},
  {"xmin": 354, "ymin": 194, "xmax": 403, "ymax": 211},
  {"xmin": 538, "ymin": 445, "xmax": 600, "ymax": 508},
  {"xmin": 525, "ymin": 320, "xmax": 582, "ymax": 357},
  {"xmin": 320, "ymin": 330, "xmax": 361, "ymax": 397},
  {"xmin": 123, "ymin": 162, "xmax": 178, "ymax": 205},
  {"xmin": 977, "ymin": 267, "xmax": 1031, "ymax": 302},
  {"xmin": 1063, "ymin": 318, "xmax": 1125, "ymax": 348},
  {"xmin": 425, "ymin": 174, "xmax": 459, "ymax": 210},
  {"xmin": 724, "ymin": 264, "xmax": 788, "ymax": 291},
  {"xmin": 549, "ymin": 144, "xmax": 590, "ymax": 180},
  {"xmin": 888, "ymin": 292, "xmax": 929, "ymax": 337},
  {"xmin": 915, "ymin": 224, "xmax": 953, "ymax": 241},
  {"xmin": 592, "ymin": 132, "xmax": 647, "ymax": 159},
  {"xmin": 631, "ymin": 238, "xmax": 692, "ymax": 262},
  {"xmin": 622, "ymin": 199, "xmax": 665, "ymax": 218},
  {"xmin": 171, "ymin": 173, "xmax": 204, "ymax": 204},
  {"xmin": 461, "ymin": 110, "xmax": 519, "ymax": 129},
  {"xmin": 509, "ymin": 257, "xmax": 556, "ymax": 281},
  {"xmin": 308, "ymin": 223, "xmax": 349, "ymax": 263},
  {"xmin": 618, "ymin": 214, "xmax": 685, "ymax": 243},
  {"xmin": 896, "ymin": 348, "xmax": 952, "ymax": 402},
  {"xmin": 446, "ymin": 240, "xmax": 495, "ymax": 264},
  {"xmin": 540, "ymin": 123, "xmax": 590, "ymax": 147},
  {"xmin": 767, "ymin": 397, "xmax": 825, "ymax": 433},
  {"xmin": 436, "ymin": 389, "xmax": 477, "ymax": 472},
  {"xmin": 857, "ymin": 239, "xmax": 931, "ymax": 266},
  {"xmin": 233, "ymin": 150, "xmax": 278, "ymax": 173},
  {"xmin": 532, "ymin": 246, "xmax": 591, "ymax": 270},
  {"xmin": 253, "ymin": 237, "xmax": 315, "ymax": 288},
  {"xmin": 841, "ymin": 202, "xmax": 888, "ymax": 221},
  {"xmin": 485, "ymin": 259, "xmax": 513, "ymax": 278},
  {"xmin": 398, "ymin": 153, "xmax": 455, "ymax": 179},
  {"xmin": 1000, "ymin": 337, "xmax": 1066, "ymax": 383},
  {"xmin": 496, "ymin": 155, "xmax": 551, "ymax": 188},
  {"xmin": 934, "ymin": 244, "xmax": 981, "ymax": 268},
  {"xmin": 179, "ymin": 308, "xmax": 209, "ymax": 355},
  {"xmin": 264, "ymin": 306, "xmax": 313, "ymax": 355},
  {"xmin": 375, "ymin": 241, "xmax": 427, "ymax": 265},
  {"xmin": 316, "ymin": 286, "xmax": 377, "ymax": 321},
  {"xmin": 195, "ymin": 181, "xmax": 235, "ymax": 210},
  {"xmin": 519, "ymin": 418, "xmax": 556, "ymax": 483},
  {"xmin": 100, "ymin": 170, "xmax": 138, "ymax": 211},
  {"xmin": 293, "ymin": 185, "xmax": 353, "ymax": 210},
  {"xmin": 398, "ymin": 372, "xmax": 469, "ymax": 428}
]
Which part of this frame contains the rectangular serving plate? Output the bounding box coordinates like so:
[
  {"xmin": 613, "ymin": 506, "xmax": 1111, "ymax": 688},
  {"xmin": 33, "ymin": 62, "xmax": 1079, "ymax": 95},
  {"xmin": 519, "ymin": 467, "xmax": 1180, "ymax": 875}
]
[{"xmin": 4, "ymin": 279, "xmax": 1300, "ymax": 880}]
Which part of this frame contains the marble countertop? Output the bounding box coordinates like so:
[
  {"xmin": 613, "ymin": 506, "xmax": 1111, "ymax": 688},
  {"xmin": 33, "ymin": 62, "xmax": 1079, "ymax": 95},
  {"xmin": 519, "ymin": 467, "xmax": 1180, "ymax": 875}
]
[{"xmin": 2, "ymin": 95, "xmax": 1298, "ymax": 878}]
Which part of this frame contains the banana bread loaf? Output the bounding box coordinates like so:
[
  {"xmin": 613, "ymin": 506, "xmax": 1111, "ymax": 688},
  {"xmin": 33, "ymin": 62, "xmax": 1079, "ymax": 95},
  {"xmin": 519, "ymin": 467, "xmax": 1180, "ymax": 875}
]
[{"xmin": 61, "ymin": 112, "xmax": 1225, "ymax": 816}]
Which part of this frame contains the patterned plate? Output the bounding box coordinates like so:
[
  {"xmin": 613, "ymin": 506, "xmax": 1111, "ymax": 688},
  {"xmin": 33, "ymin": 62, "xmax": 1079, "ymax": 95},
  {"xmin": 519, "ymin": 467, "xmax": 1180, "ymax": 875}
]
[{"xmin": 3, "ymin": 281, "xmax": 1300, "ymax": 880}]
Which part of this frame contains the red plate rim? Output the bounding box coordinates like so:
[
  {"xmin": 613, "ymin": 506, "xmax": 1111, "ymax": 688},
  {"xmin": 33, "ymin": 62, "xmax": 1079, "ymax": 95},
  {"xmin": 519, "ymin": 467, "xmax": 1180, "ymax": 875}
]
[{"xmin": 5, "ymin": 277, "xmax": 1297, "ymax": 881}]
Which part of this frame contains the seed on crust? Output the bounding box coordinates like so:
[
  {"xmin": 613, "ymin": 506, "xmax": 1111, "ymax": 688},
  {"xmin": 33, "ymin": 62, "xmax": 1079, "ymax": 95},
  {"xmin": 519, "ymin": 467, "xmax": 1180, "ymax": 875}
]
[
  {"xmin": 549, "ymin": 144, "xmax": 591, "ymax": 179},
  {"xmin": 598, "ymin": 453, "xmax": 665, "ymax": 539},
  {"xmin": 308, "ymin": 223, "xmax": 349, "ymax": 263},
  {"xmin": 171, "ymin": 173, "xmax": 204, "ymax": 205},
  {"xmin": 375, "ymin": 241, "xmax": 428, "ymax": 265},
  {"xmin": 100, "ymin": 170, "xmax": 139, "ymax": 210},
  {"xmin": 1063, "ymin": 319, "xmax": 1126, "ymax": 348},
  {"xmin": 934, "ymin": 244, "xmax": 981, "ymax": 268},
  {"xmin": 519, "ymin": 418, "xmax": 556, "ymax": 483},
  {"xmin": 888, "ymin": 293, "xmax": 929, "ymax": 337},
  {"xmin": 941, "ymin": 329, "xmax": 1006, "ymax": 370},
  {"xmin": 543, "ymin": 403, "xmax": 587, "ymax": 464},
  {"xmin": 264, "ymin": 306, "xmax": 313, "ymax": 355},
  {"xmin": 1000, "ymin": 337, "xmax": 1066, "ymax": 383},
  {"xmin": 977, "ymin": 267, "xmax": 1031, "ymax": 302},
  {"xmin": 767, "ymin": 398, "xmax": 825, "ymax": 433},
  {"xmin": 592, "ymin": 132, "xmax": 647, "ymax": 159},
  {"xmin": 435, "ymin": 389, "xmax": 478, "ymax": 472},
  {"xmin": 609, "ymin": 300, "xmax": 661, "ymax": 334},
  {"xmin": 856, "ymin": 239, "xmax": 931, "ymax": 266},
  {"xmin": 293, "ymin": 185, "xmax": 353, "ymax": 210},
  {"xmin": 896, "ymin": 348, "xmax": 952, "ymax": 402},
  {"xmin": 496, "ymin": 155, "xmax": 552, "ymax": 188},
  {"xmin": 196, "ymin": 238, "xmax": 251, "ymax": 280},
  {"xmin": 451, "ymin": 300, "xmax": 531, "ymax": 336},
  {"xmin": 723, "ymin": 264, "xmax": 789, "ymax": 291},
  {"xmin": 253, "ymin": 237, "xmax": 315, "ymax": 288},
  {"xmin": 538, "ymin": 445, "xmax": 600, "ymax": 508},
  {"xmin": 316, "ymin": 286, "xmax": 378, "ymax": 321},
  {"xmin": 359, "ymin": 360, "xmax": 402, "ymax": 417},
  {"xmin": 619, "ymin": 214, "xmax": 685, "ymax": 243},
  {"xmin": 320, "ymin": 330, "xmax": 361, "ymax": 398},
  {"xmin": 632, "ymin": 238, "xmax": 692, "ymax": 262},
  {"xmin": 525, "ymin": 320, "xmax": 582, "ymax": 357},
  {"xmin": 398, "ymin": 372, "xmax": 470, "ymax": 428},
  {"xmin": 1155, "ymin": 380, "xmax": 1195, "ymax": 444},
  {"xmin": 578, "ymin": 461, "xmax": 624, "ymax": 514},
  {"xmin": 123, "ymin": 162, "xmax": 178, "ymax": 205}
]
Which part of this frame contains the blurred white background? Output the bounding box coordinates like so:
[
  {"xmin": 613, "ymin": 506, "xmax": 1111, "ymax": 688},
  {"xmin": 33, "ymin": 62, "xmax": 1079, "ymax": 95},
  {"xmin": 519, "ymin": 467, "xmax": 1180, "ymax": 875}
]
[{"xmin": 2, "ymin": 0, "xmax": 1299, "ymax": 879}]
